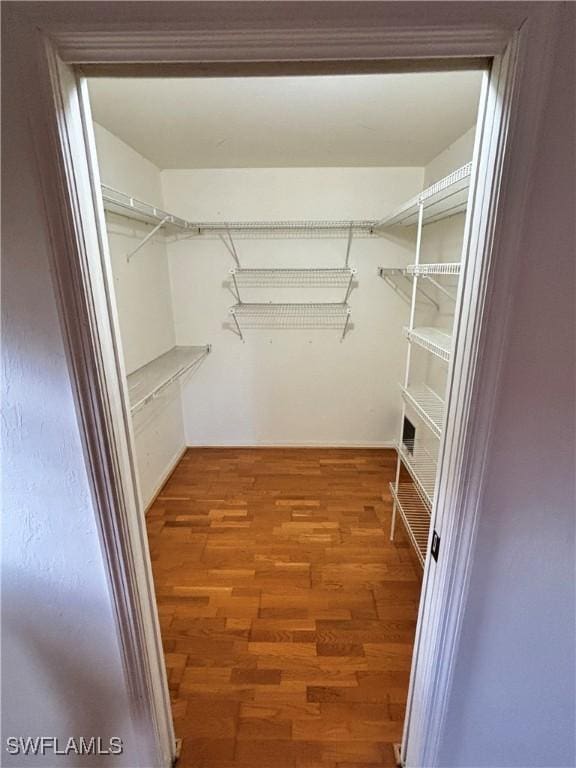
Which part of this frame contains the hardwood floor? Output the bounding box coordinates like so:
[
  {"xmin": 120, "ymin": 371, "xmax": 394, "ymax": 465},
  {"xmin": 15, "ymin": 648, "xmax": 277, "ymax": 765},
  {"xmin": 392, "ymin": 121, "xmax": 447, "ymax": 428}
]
[{"xmin": 146, "ymin": 447, "xmax": 422, "ymax": 768}]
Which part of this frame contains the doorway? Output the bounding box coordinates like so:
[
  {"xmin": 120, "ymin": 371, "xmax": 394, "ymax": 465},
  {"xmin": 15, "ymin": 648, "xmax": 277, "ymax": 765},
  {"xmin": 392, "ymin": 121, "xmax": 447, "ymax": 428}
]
[{"xmin": 82, "ymin": 68, "xmax": 485, "ymax": 767}]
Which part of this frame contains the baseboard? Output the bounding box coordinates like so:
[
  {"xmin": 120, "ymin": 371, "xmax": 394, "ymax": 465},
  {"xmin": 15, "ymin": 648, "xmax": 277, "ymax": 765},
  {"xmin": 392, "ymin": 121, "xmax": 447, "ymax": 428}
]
[
  {"xmin": 185, "ymin": 441, "xmax": 397, "ymax": 449},
  {"xmin": 144, "ymin": 445, "xmax": 187, "ymax": 512}
]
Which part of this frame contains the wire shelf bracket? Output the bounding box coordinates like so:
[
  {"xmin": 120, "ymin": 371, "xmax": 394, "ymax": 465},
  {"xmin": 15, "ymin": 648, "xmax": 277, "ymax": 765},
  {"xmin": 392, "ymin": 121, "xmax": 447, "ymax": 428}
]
[{"xmin": 377, "ymin": 267, "xmax": 440, "ymax": 309}]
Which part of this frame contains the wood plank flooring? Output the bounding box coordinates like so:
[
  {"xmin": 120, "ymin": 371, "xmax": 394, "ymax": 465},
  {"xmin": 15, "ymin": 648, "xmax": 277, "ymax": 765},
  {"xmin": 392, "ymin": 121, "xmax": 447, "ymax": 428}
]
[{"xmin": 147, "ymin": 448, "xmax": 422, "ymax": 768}]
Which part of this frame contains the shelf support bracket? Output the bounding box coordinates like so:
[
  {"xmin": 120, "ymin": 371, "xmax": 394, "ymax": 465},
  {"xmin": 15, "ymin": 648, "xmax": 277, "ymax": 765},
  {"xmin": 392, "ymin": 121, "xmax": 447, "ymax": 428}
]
[
  {"xmin": 126, "ymin": 216, "xmax": 169, "ymax": 262},
  {"xmin": 422, "ymin": 275, "xmax": 457, "ymax": 302},
  {"xmin": 219, "ymin": 227, "xmax": 241, "ymax": 268},
  {"xmin": 340, "ymin": 310, "xmax": 351, "ymax": 342},
  {"xmin": 230, "ymin": 310, "xmax": 244, "ymax": 341},
  {"xmin": 343, "ymin": 270, "xmax": 355, "ymax": 303},
  {"xmin": 345, "ymin": 222, "xmax": 353, "ymax": 267},
  {"xmin": 229, "ymin": 269, "xmax": 242, "ymax": 303}
]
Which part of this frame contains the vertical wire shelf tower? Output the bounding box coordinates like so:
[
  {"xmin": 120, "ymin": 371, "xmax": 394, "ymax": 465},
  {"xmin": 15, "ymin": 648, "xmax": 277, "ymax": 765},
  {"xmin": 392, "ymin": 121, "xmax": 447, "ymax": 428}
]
[{"xmin": 386, "ymin": 164, "xmax": 470, "ymax": 567}]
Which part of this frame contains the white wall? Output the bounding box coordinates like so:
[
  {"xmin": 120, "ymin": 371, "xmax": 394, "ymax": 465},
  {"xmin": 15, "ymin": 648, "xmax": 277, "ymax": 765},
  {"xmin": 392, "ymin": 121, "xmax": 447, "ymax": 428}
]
[
  {"xmin": 1, "ymin": 17, "xmax": 138, "ymax": 766},
  {"xmin": 93, "ymin": 124, "xmax": 185, "ymax": 506},
  {"xmin": 161, "ymin": 167, "xmax": 422, "ymax": 446},
  {"xmin": 437, "ymin": 9, "xmax": 575, "ymax": 765},
  {"xmin": 424, "ymin": 126, "xmax": 476, "ymax": 186}
]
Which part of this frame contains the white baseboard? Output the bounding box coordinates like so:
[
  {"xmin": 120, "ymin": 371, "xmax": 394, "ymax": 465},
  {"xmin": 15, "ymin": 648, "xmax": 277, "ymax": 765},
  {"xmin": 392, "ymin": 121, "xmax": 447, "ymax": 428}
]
[
  {"xmin": 185, "ymin": 441, "xmax": 397, "ymax": 449},
  {"xmin": 144, "ymin": 445, "xmax": 187, "ymax": 512}
]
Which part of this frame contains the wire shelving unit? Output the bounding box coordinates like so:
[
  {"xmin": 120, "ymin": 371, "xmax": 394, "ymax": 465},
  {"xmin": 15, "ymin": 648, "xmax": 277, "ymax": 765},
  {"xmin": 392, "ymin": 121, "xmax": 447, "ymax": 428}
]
[
  {"xmin": 388, "ymin": 164, "xmax": 470, "ymax": 566},
  {"xmin": 229, "ymin": 302, "xmax": 351, "ymax": 342},
  {"xmin": 127, "ymin": 345, "xmax": 211, "ymax": 415}
]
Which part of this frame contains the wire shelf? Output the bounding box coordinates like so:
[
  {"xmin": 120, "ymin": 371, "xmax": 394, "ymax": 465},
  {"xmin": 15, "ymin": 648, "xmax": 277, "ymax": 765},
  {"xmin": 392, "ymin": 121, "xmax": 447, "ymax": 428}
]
[
  {"xmin": 198, "ymin": 220, "xmax": 375, "ymax": 236},
  {"xmin": 376, "ymin": 163, "xmax": 472, "ymax": 229},
  {"xmin": 229, "ymin": 302, "xmax": 352, "ymax": 340},
  {"xmin": 397, "ymin": 443, "xmax": 438, "ymax": 510},
  {"xmin": 127, "ymin": 345, "xmax": 211, "ymax": 414},
  {"xmin": 230, "ymin": 267, "xmax": 356, "ymax": 286},
  {"xmin": 405, "ymin": 326, "xmax": 452, "ymax": 361},
  {"xmin": 231, "ymin": 302, "xmax": 350, "ymax": 324},
  {"xmin": 102, "ymin": 185, "xmax": 197, "ymax": 233},
  {"xmin": 101, "ymin": 185, "xmax": 377, "ymax": 237},
  {"xmin": 406, "ymin": 263, "xmax": 461, "ymax": 276},
  {"xmin": 390, "ymin": 482, "xmax": 431, "ymax": 566},
  {"xmin": 401, "ymin": 384, "xmax": 445, "ymax": 438}
]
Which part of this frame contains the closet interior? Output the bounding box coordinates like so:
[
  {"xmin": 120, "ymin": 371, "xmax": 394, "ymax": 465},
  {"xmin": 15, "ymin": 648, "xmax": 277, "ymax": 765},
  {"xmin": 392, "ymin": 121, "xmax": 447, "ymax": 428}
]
[{"xmin": 89, "ymin": 70, "xmax": 483, "ymax": 766}]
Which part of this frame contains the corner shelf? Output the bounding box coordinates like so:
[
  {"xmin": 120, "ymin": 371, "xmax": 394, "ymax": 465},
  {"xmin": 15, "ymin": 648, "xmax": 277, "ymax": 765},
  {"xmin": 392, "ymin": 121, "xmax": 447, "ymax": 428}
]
[
  {"xmin": 376, "ymin": 162, "xmax": 472, "ymax": 229},
  {"xmin": 229, "ymin": 302, "xmax": 351, "ymax": 341},
  {"xmin": 102, "ymin": 185, "xmax": 198, "ymax": 233},
  {"xmin": 389, "ymin": 482, "xmax": 431, "ymax": 566},
  {"xmin": 401, "ymin": 384, "xmax": 445, "ymax": 438},
  {"xmin": 404, "ymin": 326, "xmax": 452, "ymax": 362},
  {"xmin": 127, "ymin": 345, "xmax": 211, "ymax": 414}
]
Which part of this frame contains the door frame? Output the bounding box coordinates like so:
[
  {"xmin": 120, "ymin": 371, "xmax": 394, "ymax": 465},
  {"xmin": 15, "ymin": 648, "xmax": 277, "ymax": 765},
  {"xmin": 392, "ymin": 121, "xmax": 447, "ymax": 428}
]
[{"xmin": 17, "ymin": 3, "xmax": 560, "ymax": 765}]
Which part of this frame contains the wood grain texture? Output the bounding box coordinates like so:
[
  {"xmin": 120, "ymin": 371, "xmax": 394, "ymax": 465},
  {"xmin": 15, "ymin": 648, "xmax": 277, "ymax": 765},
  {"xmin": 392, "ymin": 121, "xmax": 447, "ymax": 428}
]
[{"xmin": 147, "ymin": 448, "xmax": 422, "ymax": 767}]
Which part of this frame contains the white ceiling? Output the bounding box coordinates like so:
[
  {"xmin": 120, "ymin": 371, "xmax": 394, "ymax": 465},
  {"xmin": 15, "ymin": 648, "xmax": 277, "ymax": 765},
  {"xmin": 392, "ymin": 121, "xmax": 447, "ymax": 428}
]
[{"xmin": 88, "ymin": 72, "xmax": 482, "ymax": 170}]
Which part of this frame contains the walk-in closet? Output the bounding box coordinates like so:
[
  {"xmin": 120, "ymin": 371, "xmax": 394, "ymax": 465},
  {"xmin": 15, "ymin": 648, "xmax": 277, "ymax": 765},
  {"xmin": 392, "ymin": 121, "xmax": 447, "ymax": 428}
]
[{"xmin": 88, "ymin": 69, "xmax": 483, "ymax": 767}]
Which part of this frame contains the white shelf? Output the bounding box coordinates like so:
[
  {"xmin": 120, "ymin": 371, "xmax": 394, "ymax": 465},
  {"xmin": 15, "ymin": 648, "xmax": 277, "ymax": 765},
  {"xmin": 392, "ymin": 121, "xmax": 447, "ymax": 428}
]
[
  {"xmin": 102, "ymin": 185, "xmax": 376, "ymax": 237},
  {"xmin": 376, "ymin": 163, "xmax": 472, "ymax": 229},
  {"xmin": 127, "ymin": 345, "xmax": 211, "ymax": 414},
  {"xmin": 390, "ymin": 482, "xmax": 431, "ymax": 566},
  {"xmin": 230, "ymin": 267, "xmax": 356, "ymax": 285},
  {"xmin": 230, "ymin": 267, "xmax": 357, "ymax": 305},
  {"xmin": 401, "ymin": 384, "xmax": 445, "ymax": 438},
  {"xmin": 229, "ymin": 302, "xmax": 351, "ymax": 340},
  {"xmin": 200, "ymin": 220, "xmax": 375, "ymax": 235},
  {"xmin": 397, "ymin": 443, "xmax": 438, "ymax": 510},
  {"xmin": 102, "ymin": 185, "xmax": 197, "ymax": 233},
  {"xmin": 406, "ymin": 263, "xmax": 461, "ymax": 276},
  {"xmin": 405, "ymin": 326, "xmax": 452, "ymax": 362}
]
